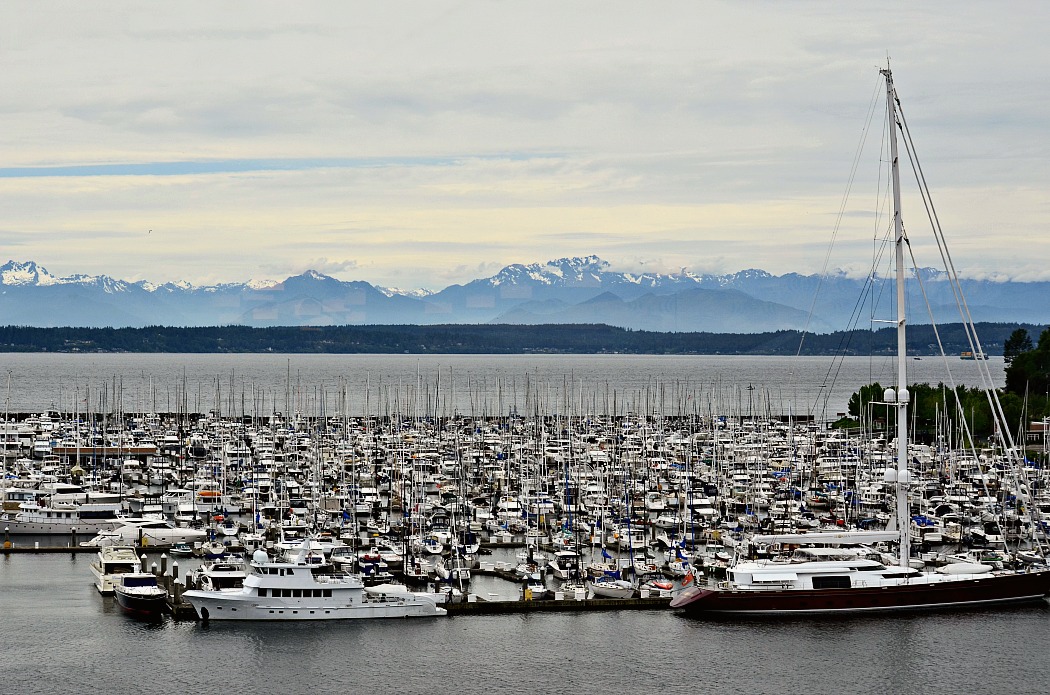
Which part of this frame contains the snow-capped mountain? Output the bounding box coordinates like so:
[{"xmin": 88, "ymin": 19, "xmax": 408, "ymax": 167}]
[
  {"xmin": 1, "ymin": 260, "xmax": 64, "ymax": 287},
  {"xmin": 2, "ymin": 258, "xmax": 1049, "ymax": 332}
]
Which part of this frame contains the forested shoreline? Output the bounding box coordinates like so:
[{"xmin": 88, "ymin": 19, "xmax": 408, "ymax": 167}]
[{"xmin": 0, "ymin": 322, "xmax": 1039, "ymax": 355}]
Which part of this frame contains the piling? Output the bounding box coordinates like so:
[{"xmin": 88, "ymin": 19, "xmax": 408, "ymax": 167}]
[{"xmin": 166, "ymin": 578, "xmax": 198, "ymax": 620}]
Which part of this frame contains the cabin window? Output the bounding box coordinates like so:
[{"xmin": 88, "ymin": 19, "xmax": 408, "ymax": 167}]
[
  {"xmin": 323, "ymin": 589, "xmax": 332, "ymax": 598},
  {"xmin": 811, "ymin": 576, "xmax": 851, "ymax": 589},
  {"xmin": 293, "ymin": 589, "xmax": 302, "ymax": 598},
  {"xmin": 258, "ymin": 588, "xmax": 267, "ymax": 597}
]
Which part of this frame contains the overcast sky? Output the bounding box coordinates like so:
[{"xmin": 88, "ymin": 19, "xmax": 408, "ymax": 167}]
[{"xmin": 2, "ymin": 1, "xmax": 1048, "ymax": 289}]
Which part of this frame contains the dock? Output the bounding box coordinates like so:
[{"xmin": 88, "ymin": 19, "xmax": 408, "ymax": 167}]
[
  {"xmin": 2, "ymin": 542, "xmax": 172, "ymax": 554},
  {"xmin": 445, "ymin": 595, "xmax": 671, "ymax": 615},
  {"xmin": 159, "ymin": 594, "xmax": 672, "ymax": 621},
  {"xmin": 2, "ymin": 541, "xmax": 674, "ymax": 620}
]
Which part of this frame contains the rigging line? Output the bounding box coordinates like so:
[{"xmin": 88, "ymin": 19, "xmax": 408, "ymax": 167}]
[
  {"xmin": 797, "ymin": 72, "xmax": 884, "ymax": 358},
  {"xmin": 895, "ymin": 91, "xmax": 1020, "ymax": 458},
  {"xmin": 810, "ymin": 94, "xmax": 898, "ymax": 420},
  {"xmin": 806, "ymin": 77, "xmax": 888, "ymax": 420},
  {"xmin": 884, "ymin": 78, "xmax": 1008, "ymax": 515},
  {"xmin": 899, "ymin": 238, "xmax": 999, "ymax": 531},
  {"xmin": 895, "ymin": 86, "xmax": 1032, "ymax": 539},
  {"xmin": 895, "ymin": 90, "xmax": 991, "ymax": 372},
  {"xmin": 893, "ymin": 94, "xmax": 981, "ymax": 361},
  {"xmin": 809, "ymin": 255, "xmax": 884, "ymax": 420}
]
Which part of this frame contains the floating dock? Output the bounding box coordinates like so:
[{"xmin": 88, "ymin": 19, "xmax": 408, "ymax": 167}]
[
  {"xmin": 445, "ymin": 595, "xmax": 671, "ymax": 615},
  {"xmin": 2, "ymin": 542, "xmax": 172, "ymax": 554}
]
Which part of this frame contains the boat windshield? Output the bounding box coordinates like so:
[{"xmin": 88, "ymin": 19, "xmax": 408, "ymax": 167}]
[{"xmin": 123, "ymin": 576, "xmax": 158, "ymax": 587}]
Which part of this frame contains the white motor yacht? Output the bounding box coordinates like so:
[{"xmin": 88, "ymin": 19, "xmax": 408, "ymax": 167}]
[
  {"xmin": 183, "ymin": 542, "xmax": 447, "ymax": 621},
  {"xmin": 80, "ymin": 518, "xmax": 209, "ymax": 547}
]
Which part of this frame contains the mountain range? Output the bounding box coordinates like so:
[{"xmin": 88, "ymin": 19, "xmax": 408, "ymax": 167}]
[{"xmin": 2, "ymin": 257, "xmax": 1048, "ymax": 333}]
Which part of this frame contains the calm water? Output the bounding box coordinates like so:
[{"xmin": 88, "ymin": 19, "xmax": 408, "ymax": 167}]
[
  {"xmin": 2, "ymin": 553, "xmax": 1048, "ymax": 695},
  {"xmin": 0, "ymin": 353, "xmax": 1004, "ymax": 420}
]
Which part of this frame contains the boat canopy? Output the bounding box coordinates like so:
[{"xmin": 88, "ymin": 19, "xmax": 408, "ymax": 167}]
[{"xmin": 750, "ymin": 530, "xmax": 899, "ymax": 546}]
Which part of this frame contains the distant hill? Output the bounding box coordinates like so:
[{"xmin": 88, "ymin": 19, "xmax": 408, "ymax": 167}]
[
  {"xmin": 0, "ymin": 321, "xmax": 1033, "ymax": 354},
  {"xmin": 3, "ymin": 257, "xmax": 1050, "ymax": 332},
  {"xmin": 0, "ymin": 322, "xmax": 1037, "ymax": 355}
]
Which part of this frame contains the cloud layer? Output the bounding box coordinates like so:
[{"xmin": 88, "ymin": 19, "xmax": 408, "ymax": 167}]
[{"xmin": 1, "ymin": 1, "xmax": 1048, "ymax": 288}]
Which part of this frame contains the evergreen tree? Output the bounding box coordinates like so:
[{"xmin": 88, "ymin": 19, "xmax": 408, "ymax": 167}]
[
  {"xmin": 1004, "ymin": 328, "xmax": 1050, "ymax": 424},
  {"xmin": 1004, "ymin": 328, "xmax": 1033, "ymax": 364}
]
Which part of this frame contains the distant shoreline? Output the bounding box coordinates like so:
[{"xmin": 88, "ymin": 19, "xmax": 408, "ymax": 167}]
[{"xmin": 0, "ymin": 322, "xmax": 1035, "ymax": 355}]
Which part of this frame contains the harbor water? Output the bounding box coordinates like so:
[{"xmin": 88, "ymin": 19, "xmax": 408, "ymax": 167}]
[{"xmin": 0, "ymin": 352, "xmax": 1006, "ymax": 418}]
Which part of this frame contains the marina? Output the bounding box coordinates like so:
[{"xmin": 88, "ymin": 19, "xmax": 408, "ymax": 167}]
[
  {"xmin": 1, "ymin": 349, "xmax": 1049, "ymax": 693},
  {"xmin": 1, "ymin": 352, "xmax": 1048, "ymax": 621}
]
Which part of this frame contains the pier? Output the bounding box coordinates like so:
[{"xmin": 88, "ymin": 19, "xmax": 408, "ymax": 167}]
[{"xmin": 445, "ymin": 595, "xmax": 671, "ymax": 615}]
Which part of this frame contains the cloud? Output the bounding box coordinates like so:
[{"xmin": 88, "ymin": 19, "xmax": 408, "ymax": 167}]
[
  {"xmin": 1, "ymin": 2, "xmax": 1049, "ymax": 289},
  {"xmin": 300, "ymin": 258, "xmax": 359, "ymax": 275}
]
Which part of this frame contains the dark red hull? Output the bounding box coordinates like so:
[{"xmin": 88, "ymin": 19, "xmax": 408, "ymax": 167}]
[{"xmin": 672, "ymin": 570, "xmax": 1050, "ymax": 614}]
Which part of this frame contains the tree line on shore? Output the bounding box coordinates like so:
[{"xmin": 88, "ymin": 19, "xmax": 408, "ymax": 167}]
[
  {"xmin": 840, "ymin": 327, "xmax": 1050, "ymax": 447},
  {"xmin": 0, "ymin": 322, "xmax": 1038, "ymax": 355}
]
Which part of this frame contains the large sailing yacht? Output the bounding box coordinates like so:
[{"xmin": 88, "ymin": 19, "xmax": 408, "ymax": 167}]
[{"xmin": 671, "ymin": 66, "xmax": 1050, "ymax": 615}]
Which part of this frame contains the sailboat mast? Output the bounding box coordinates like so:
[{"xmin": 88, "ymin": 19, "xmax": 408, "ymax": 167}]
[{"xmin": 883, "ymin": 66, "xmax": 912, "ymax": 566}]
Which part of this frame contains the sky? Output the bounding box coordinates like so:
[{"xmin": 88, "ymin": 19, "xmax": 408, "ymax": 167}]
[{"xmin": 2, "ymin": 1, "xmax": 1049, "ymax": 290}]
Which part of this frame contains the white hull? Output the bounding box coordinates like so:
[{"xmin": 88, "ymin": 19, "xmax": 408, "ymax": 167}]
[
  {"xmin": 81, "ymin": 518, "xmax": 209, "ymax": 547},
  {"xmin": 183, "ymin": 544, "xmax": 447, "ymax": 621},
  {"xmin": 3, "ymin": 518, "xmax": 121, "ymax": 535},
  {"xmin": 183, "ymin": 593, "xmax": 446, "ymax": 620},
  {"xmin": 90, "ymin": 546, "xmax": 142, "ymax": 594},
  {"xmin": 588, "ymin": 580, "xmax": 635, "ymax": 599}
]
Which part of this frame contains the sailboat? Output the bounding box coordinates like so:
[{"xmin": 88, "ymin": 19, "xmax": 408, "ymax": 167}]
[{"xmin": 670, "ymin": 66, "xmax": 1050, "ymax": 615}]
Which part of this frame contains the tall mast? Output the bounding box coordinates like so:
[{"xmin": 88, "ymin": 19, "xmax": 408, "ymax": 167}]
[{"xmin": 882, "ymin": 66, "xmax": 911, "ymax": 566}]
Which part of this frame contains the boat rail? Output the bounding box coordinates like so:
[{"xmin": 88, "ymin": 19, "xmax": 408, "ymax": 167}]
[
  {"xmin": 363, "ymin": 593, "xmax": 412, "ymax": 604},
  {"xmin": 311, "ymin": 573, "xmax": 357, "ymax": 585}
]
